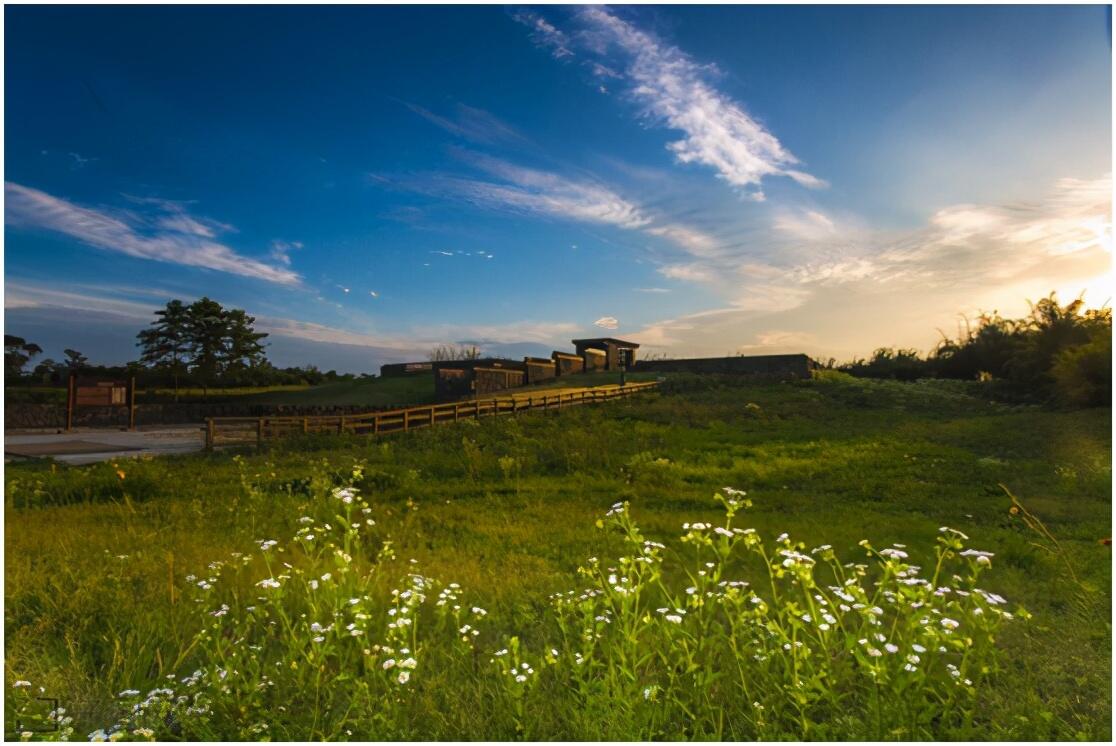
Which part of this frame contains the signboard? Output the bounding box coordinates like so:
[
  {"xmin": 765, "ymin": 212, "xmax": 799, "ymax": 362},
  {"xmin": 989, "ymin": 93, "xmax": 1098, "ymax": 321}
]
[
  {"xmin": 75, "ymin": 382, "xmax": 128, "ymax": 407},
  {"xmin": 67, "ymin": 374, "xmax": 136, "ymax": 431}
]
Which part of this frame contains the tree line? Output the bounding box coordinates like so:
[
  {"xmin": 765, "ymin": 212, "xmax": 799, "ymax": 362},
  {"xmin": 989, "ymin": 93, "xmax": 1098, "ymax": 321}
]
[
  {"xmin": 6, "ymin": 298, "xmax": 357, "ymax": 395},
  {"xmin": 840, "ymin": 292, "xmax": 1111, "ymax": 406}
]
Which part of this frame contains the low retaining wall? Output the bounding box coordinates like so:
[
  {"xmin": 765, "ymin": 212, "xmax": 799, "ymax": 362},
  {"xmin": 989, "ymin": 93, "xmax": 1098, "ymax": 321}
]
[
  {"xmin": 633, "ymin": 354, "xmax": 816, "ymax": 378},
  {"xmin": 4, "ymin": 402, "xmax": 405, "ymax": 430}
]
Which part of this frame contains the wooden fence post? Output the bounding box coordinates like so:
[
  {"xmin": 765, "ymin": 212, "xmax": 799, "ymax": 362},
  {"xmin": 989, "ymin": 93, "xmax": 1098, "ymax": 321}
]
[
  {"xmin": 206, "ymin": 418, "xmax": 215, "ymax": 451},
  {"xmin": 66, "ymin": 372, "xmax": 76, "ymax": 432},
  {"xmin": 128, "ymin": 376, "xmax": 137, "ymax": 431},
  {"xmin": 403, "ymin": 409, "xmax": 410, "ymax": 431}
]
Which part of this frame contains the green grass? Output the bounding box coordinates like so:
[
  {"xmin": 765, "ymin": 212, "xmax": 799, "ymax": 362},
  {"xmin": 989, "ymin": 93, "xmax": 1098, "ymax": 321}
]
[
  {"xmin": 6, "ymin": 384, "xmax": 315, "ymax": 405},
  {"xmin": 4, "ymin": 372, "xmax": 1110, "ymax": 739},
  {"xmin": 236, "ymin": 375, "xmax": 438, "ymax": 406}
]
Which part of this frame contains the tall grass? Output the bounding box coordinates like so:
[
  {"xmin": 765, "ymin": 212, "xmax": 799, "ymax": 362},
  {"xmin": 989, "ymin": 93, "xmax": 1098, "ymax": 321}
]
[
  {"xmin": 8, "ymin": 472, "xmax": 1026, "ymax": 740},
  {"xmin": 5, "ymin": 373, "xmax": 1110, "ymax": 739}
]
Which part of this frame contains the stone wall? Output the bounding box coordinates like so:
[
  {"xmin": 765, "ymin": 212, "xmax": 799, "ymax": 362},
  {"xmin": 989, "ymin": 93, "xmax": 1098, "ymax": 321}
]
[
  {"xmin": 582, "ymin": 348, "xmax": 607, "ymax": 372},
  {"xmin": 552, "ymin": 353, "xmax": 583, "ymax": 376},
  {"xmin": 434, "ymin": 368, "xmax": 472, "ymax": 401},
  {"xmin": 474, "ymin": 368, "xmax": 525, "ymax": 396},
  {"xmin": 380, "ymin": 362, "xmax": 433, "ymax": 377},
  {"xmin": 632, "ymin": 354, "xmax": 816, "ymax": 378},
  {"xmin": 524, "ymin": 358, "xmax": 557, "ymax": 384}
]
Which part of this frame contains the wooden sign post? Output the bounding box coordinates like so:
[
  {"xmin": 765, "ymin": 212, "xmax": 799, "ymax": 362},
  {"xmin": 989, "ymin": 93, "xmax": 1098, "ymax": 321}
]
[{"xmin": 66, "ymin": 373, "xmax": 137, "ymax": 431}]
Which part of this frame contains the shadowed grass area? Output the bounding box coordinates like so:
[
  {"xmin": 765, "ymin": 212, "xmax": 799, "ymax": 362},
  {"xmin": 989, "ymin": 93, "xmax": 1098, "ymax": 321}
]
[
  {"xmin": 4, "ymin": 372, "xmax": 1110, "ymax": 739},
  {"xmin": 236, "ymin": 374, "xmax": 438, "ymax": 406}
]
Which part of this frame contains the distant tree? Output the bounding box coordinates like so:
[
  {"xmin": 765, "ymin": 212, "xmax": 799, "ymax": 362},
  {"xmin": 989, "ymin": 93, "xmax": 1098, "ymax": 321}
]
[
  {"xmin": 843, "ymin": 347, "xmax": 925, "ymax": 381},
  {"xmin": 5, "ymin": 335, "xmax": 43, "ymax": 378},
  {"xmin": 428, "ymin": 344, "xmax": 482, "ymax": 362},
  {"xmin": 842, "ymin": 291, "xmax": 1112, "ymax": 405},
  {"xmin": 186, "ymin": 297, "xmax": 228, "ymax": 393},
  {"xmin": 221, "ymin": 307, "xmax": 269, "ymax": 374},
  {"xmin": 136, "ymin": 297, "xmax": 271, "ymax": 396},
  {"xmin": 136, "ymin": 299, "xmax": 191, "ymax": 399},
  {"xmin": 63, "ymin": 349, "xmax": 89, "ymax": 370},
  {"xmin": 31, "ymin": 358, "xmax": 63, "ymax": 384},
  {"xmin": 1051, "ymin": 329, "xmax": 1111, "ymax": 407}
]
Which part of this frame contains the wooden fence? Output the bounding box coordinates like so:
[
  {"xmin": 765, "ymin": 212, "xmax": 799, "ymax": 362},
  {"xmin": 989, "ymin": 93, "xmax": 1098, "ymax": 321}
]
[{"xmin": 204, "ymin": 381, "xmax": 660, "ymax": 450}]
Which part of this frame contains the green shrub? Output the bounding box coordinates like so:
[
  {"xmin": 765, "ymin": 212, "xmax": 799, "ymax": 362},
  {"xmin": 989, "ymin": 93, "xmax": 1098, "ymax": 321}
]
[{"xmin": 1051, "ymin": 333, "xmax": 1111, "ymax": 407}]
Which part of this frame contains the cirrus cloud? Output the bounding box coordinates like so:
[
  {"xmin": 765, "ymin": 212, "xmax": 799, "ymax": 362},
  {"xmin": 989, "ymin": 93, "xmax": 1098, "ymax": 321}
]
[{"xmin": 5, "ymin": 183, "xmax": 301, "ymax": 285}]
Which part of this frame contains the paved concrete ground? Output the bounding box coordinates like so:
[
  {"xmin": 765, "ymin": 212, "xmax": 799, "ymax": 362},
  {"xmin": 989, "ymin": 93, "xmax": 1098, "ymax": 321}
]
[{"xmin": 5, "ymin": 425, "xmax": 206, "ymax": 465}]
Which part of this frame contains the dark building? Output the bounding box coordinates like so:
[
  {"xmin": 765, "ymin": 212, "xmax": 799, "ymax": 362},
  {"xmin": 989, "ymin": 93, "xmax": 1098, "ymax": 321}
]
[
  {"xmin": 571, "ymin": 338, "xmax": 640, "ymax": 371},
  {"xmin": 475, "ymin": 366, "xmax": 526, "ymax": 395},
  {"xmin": 431, "ymin": 358, "xmax": 527, "ymax": 400},
  {"xmin": 552, "ymin": 351, "xmax": 584, "ymax": 376},
  {"xmin": 582, "ymin": 347, "xmax": 607, "ymax": 372},
  {"xmin": 524, "ymin": 357, "xmax": 557, "ymax": 384},
  {"xmin": 633, "ymin": 353, "xmax": 816, "ymax": 378},
  {"xmin": 380, "ymin": 361, "xmax": 433, "ymax": 377}
]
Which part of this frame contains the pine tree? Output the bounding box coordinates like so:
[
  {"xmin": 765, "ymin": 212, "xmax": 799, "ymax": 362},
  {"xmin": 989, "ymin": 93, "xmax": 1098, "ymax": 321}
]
[
  {"xmin": 222, "ymin": 308, "xmax": 269, "ymax": 378},
  {"xmin": 4, "ymin": 335, "xmax": 42, "ymax": 378},
  {"xmin": 185, "ymin": 297, "xmax": 229, "ymax": 397},
  {"xmin": 62, "ymin": 349, "xmax": 89, "ymax": 370},
  {"xmin": 136, "ymin": 299, "xmax": 191, "ymax": 400}
]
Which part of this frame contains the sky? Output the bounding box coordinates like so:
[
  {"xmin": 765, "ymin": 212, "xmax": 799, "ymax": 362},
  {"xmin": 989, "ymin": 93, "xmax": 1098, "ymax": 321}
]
[{"xmin": 4, "ymin": 4, "xmax": 1112, "ymax": 372}]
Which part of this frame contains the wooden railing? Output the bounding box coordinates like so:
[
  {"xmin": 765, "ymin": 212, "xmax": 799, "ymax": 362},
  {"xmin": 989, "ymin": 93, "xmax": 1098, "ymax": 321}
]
[{"xmin": 204, "ymin": 381, "xmax": 660, "ymax": 450}]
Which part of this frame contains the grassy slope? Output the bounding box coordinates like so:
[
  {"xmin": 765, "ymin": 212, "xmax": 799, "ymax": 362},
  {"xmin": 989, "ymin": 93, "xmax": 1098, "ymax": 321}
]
[
  {"xmin": 5, "ymin": 371, "xmax": 659, "ymax": 408},
  {"xmin": 237, "ymin": 374, "xmax": 437, "ymax": 406},
  {"xmin": 4, "ymin": 373, "xmax": 1111, "ymax": 738}
]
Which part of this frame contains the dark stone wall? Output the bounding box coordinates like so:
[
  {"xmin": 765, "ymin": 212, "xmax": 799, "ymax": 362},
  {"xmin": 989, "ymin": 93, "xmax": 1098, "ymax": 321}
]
[
  {"xmin": 632, "ymin": 354, "xmax": 815, "ymax": 378},
  {"xmin": 380, "ymin": 362, "xmax": 432, "ymax": 376},
  {"xmin": 475, "ymin": 368, "xmax": 525, "ymax": 396},
  {"xmin": 434, "ymin": 368, "xmax": 472, "ymax": 400},
  {"xmin": 582, "ymin": 348, "xmax": 607, "ymax": 372},
  {"xmin": 553, "ymin": 353, "xmax": 583, "ymax": 376},
  {"xmin": 524, "ymin": 360, "xmax": 557, "ymax": 384}
]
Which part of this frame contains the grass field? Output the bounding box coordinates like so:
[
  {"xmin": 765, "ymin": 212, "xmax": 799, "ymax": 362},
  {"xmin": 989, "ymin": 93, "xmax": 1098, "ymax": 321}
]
[
  {"xmin": 4, "ymin": 372, "xmax": 1110, "ymax": 740},
  {"xmin": 4, "ymin": 371, "xmax": 662, "ymax": 411},
  {"xmin": 4, "ymin": 384, "xmax": 316, "ymax": 405}
]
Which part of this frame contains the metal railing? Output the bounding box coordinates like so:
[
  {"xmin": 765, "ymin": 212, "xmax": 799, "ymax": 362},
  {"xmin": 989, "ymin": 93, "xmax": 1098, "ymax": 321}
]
[{"xmin": 204, "ymin": 381, "xmax": 660, "ymax": 449}]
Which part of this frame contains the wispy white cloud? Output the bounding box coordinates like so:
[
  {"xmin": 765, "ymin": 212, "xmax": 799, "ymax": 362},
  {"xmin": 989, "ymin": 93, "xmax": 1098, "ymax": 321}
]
[
  {"xmin": 644, "ymin": 223, "xmax": 720, "ymax": 256},
  {"xmin": 5, "ymin": 183, "xmax": 301, "ymax": 285},
  {"xmin": 746, "ymin": 330, "xmax": 818, "ymax": 350},
  {"xmin": 593, "ymin": 316, "xmax": 620, "ymax": 330},
  {"xmin": 658, "ymin": 263, "xmax": 715, "ymax": 283},
  {"xmin": 68, "ymin": 152, "xmax": 97, "ymax": 169},
  {"xmin": 772, "ymin": 208, "xmax": 839, "ymax": 242},
  {"xmin": 269, "ymin": 239, "xmax": 303, "ymax": 266},
  {"xmin": 378, "ymin": 151, "xmax": 722, "ymax": 254},
  {"xmin": 521, "ymin": 8, "xmax": 824, "ymax": 199},
  {"xmin": 4, "ymin": 281, "xmax": 156, "ymax": 320},
  {"xmin": 631, "ymin": 174, "xmax": 1112, "ymax": 357},
  {"xmin": 405, "ymin": 102, "xmax": 528, "ymax": 145},
  {"xmin": 634, "ymin": 287, "xmax": 671, "ymax": 294},
  {"xmin": 6, "ymin": 278, "xmax": 583, "ymax": 359},
  {"xmin": 512, "ymin": 9, "xmax": 574, "ymax": 59}
]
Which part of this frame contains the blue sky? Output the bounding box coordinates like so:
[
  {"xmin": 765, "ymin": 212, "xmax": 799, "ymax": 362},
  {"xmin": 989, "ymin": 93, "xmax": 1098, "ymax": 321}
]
[{"xmin": 4, "ymin": 4, "xmax": 1111, "ymax": 371}]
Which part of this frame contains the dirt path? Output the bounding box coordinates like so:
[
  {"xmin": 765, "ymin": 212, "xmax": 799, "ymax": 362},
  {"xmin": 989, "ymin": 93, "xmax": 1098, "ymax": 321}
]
[{"xmin": 5, "ymin": 425, "xmax": 205, "ymax": 465}]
